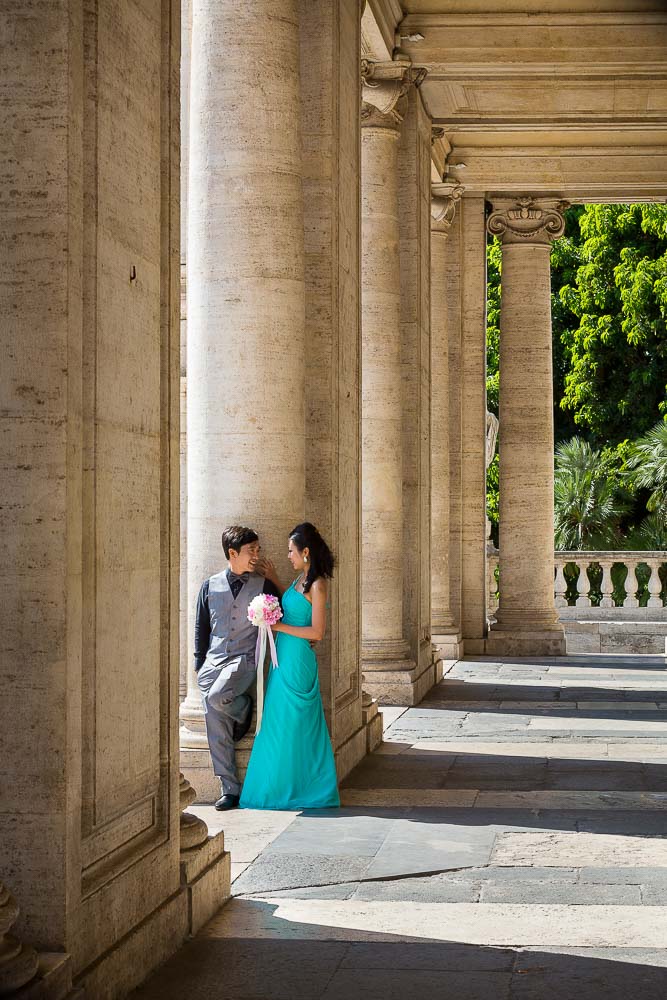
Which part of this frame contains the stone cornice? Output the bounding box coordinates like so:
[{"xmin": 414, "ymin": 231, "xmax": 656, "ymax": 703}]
[
  {"xmin": 486, "ymin": 196, "xmax": 569, "ymax": 245},
  {"xmin": 361, "ymin": 57, "xmax": 427, "ymax": 131},
  {"xmin": 431, "ymin": 181, "xmax": 465, "ymax": 234}
]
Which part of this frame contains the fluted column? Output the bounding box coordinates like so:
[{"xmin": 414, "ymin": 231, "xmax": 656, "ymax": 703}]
[
  {"xmin": 360, "ymin": 58, "xmax": 416, "ymax": 686},
  {"xmin": 430, "ymin": 182, "xmax": 464, "ymax": 662},
  {"xmin": 486, "ymin": 197, "xmax": 567, "ymax": 656},
  {"xmin": 181, "ymin": 0, "xmax": 306, "ymax": 797}
]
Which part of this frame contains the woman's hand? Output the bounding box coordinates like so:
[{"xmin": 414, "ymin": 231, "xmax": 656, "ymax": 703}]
[
  {"xmin": 256, "ymin": 557, "xmax": 279, "ymax": 586},
  {"xmin": 271, "ymin": 622, "xmax": 284, "ymax": 634}
]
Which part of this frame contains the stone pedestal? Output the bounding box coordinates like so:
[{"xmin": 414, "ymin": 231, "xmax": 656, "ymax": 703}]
[
  {"xmin": 361, "ymin": 692, "xmax": 384, "ymax": 754},
  {"xmin": 182, "ymin": 0, "xmax": 307, "ymax": 787},
  {"xmin": 178, "ymin": 775, "xmax": 230, "ymax": 933},
  {"xmin": 486, "ymin": 198, "xmax": 567, "ymax": 657}
]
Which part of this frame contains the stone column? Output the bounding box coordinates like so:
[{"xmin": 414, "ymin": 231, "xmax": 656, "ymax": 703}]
[
  {"xmin": 181, "ymin": 0, "xmax": 306, "ymax": 799},
  {"xmin": 430, "ymin": 182, "xmax": 465, "ymax": 665},
  {"xmin": 298, "ymin": 0, "xmax": 382, "ymax": 771},
  {"xmin": 459, "ymin": 196, "xmax": 489, "ymax": 653},
  {"xmin": 360, "ymin": 57, "xmax": 416, "ymax": 703},
  {"xmin": 486, "ymin": 197, "xmax": 567, "ymax": 656}
]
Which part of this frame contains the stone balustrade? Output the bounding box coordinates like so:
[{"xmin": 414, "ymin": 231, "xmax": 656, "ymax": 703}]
[{"xmin": 487, "ymin": 549, "xmax": 667, "ymax": 618}]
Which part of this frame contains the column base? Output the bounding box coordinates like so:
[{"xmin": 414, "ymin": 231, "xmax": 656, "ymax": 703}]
[
  {"xmin": 74, "ymin": 886, "xmax": 188, "ymax": 999},
  {"xmin": 361, "ymin": 694, "xmax": 384, "ymax": 755},
  {"xmin": 363, "ymin": 656, "xmax": 437, "ymax": 706},
  {"xmin": 485, "ymin": 627, "xmax": 566, "ymax": 657},
  {"xmin": 12, "ymin": 954, "xmax": 72, "ymax": 1000},
  {"xmin": 463, "ymin": 637, "xmax": 487, "ymax": 655},
  {"xmin": 180, "ymin": 727, "xmax": 257, "ymax": 804},
  {"xmin": 180, "ymin": 831, "xmax": 231, "ymax": 935},
  {"xmin": 432, "ymin": 631, "xmax": 464, "ymax": 664},
  {"xmin": 334, "ymin": 723, "xmax": 367, "ymax": 782}
]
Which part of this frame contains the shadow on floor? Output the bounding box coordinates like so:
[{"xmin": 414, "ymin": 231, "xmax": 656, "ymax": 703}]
[{"xmin": 130, "ymin": 898, "xmax": 667, "ymax": 1000}]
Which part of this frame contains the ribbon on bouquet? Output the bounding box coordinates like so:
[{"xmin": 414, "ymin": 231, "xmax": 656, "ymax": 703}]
[{"xmin": 254, "ymin": 624, "xmax": 279, "ymax": 733}]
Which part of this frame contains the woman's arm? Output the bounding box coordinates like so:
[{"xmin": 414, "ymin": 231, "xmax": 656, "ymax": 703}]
[{"xmin": 272, "ymin": 578, "xmax": 327, "ymax": 642}]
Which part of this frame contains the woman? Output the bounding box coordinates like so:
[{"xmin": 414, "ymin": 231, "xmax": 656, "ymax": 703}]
[{"xmin": 240, "ymin": 522, "xmax": 340, "ymax": 810}]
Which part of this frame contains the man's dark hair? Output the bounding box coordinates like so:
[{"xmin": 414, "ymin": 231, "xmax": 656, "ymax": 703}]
[{"xmin": 221, "ymin": 525, "xmax": 258, "ymax": 559}]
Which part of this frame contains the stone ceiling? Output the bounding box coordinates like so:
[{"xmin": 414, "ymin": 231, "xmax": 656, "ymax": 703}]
[{"xmin": 367, "ymin": 1, "xmax": 667, "ymax": 201}]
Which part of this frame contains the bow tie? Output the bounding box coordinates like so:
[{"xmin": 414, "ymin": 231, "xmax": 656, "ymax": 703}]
[{"xmin": 228, "ymin": 571, "xmax": 250, "ymax": 584}]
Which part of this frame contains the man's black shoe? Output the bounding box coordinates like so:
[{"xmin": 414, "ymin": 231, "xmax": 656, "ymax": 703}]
[
  {"xmin": 214, "ymin": 793, "xmax": 240, "ymax": 811},
  {"xmin": 233, "ymin": 702, "xmax": 253, "ymax": 743}
]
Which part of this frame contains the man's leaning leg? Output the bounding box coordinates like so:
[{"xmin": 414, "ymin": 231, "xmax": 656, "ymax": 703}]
[{"xmin": 197, "ymin": 661, "xmax": 242, "ymax": 809}]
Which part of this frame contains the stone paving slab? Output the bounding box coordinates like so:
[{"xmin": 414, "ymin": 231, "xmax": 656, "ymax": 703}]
[
  {"xmin": 492, "ymin": 830, "xmax": 667, "ymax": 867},
  {"xmin": 320, "ymin": 968, "xmax": 513, "ymax": 1000},
  {"xmin": 133, "ymin": 655, "xmax": 667, "ymax": 999},
  {"xmin": 252, "ymin": 898, "xmax": 667, "ymax": 948}
]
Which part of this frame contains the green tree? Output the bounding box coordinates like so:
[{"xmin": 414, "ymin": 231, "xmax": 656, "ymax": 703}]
[
  {"xmin": 626, "ymin": 418, "xmax": 667, "ymax": 515},
  {"xmin": 558, "ymin": 204, "xmax": 667, "ymax": 446},
  {"xmin": 554, "ymin": 437, "xmax": 630, "ymax": 550}
]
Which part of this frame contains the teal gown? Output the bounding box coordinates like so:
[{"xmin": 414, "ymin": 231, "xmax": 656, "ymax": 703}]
[{"xmin": 240, "ymin": 580, "xmax": 340, "ymax": 810}]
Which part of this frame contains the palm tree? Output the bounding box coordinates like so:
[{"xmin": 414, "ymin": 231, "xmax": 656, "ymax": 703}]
[
  {"xmin": 626, "ymin": 419, "xmax": 667, "ymax": 514},
  {"xmin": 554, "ymin": 437, "xmax": 630, "ymax": 550}
]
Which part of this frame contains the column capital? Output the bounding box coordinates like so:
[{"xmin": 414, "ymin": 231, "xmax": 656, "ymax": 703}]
[
  {"xmin": 361, "ymin": 56, "xmax": 426, "ymax": 131},
  {"xmin": 487, "ymin": 196, "xmax": 569, "ymax": 245},
  {"xmin": 431, "ymin": 181, "xmax": 465, "ymax": 234}
]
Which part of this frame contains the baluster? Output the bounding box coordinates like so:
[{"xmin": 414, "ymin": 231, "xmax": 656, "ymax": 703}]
[
  {"xmin": 647, "ymin": 559, "xmax": 663, "ymax": 609},
  {"xmin": 599, "ymin": 560, "xmax": 614, "ymax": 608},
  {"xmin": 624, "ymin": 560, "xmax": 640, "ymax": 608},
  {"xmin": 575, "ymin": 560, "xmax": 591, "ymax": 608},
  {"xmin": 554, "ymin": 559, "xmax": 568, "ymax": 607},
  {"xmin": 487, "ymin": 552, "xmax": 499, "ymax": 615}
]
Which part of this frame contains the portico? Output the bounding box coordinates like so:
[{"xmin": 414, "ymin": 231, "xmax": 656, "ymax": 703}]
[{"xmin": 2, "ymin": 2, "xmax": 667, "ymax": 998}]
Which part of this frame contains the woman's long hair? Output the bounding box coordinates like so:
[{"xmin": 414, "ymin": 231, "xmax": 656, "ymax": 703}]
[{"xmin": 289, "ymin": 522, "xmax": 334, "ymax": 593}]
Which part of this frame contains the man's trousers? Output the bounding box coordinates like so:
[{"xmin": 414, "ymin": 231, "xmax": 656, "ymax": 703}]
[{"xmin": 196, "ymin": 655, "xmax": 254, "ymax": 796}]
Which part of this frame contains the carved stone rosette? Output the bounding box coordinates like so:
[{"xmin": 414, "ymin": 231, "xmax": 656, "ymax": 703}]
[
  {"xmin": 179, "ymin": 772, "xmax": 209, "ymax": 852},
  {"xmin": 431, "ymin": 182, "xmax": 465, "ymax": 235},
  {"xmin": 487, "ymin": 197, "xmax": 569, "ymax": 245},
  {"xmin": 361, "ymin": 57, "xmax": 426, "ymax": 131},
  {"xmin": 0, "ymin": 882, "xmax": 39, "ymax": 994}
]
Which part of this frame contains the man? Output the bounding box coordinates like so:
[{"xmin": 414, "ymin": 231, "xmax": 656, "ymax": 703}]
[{"xmin": 194, "ymin": 526, "xmax": 282, "ymax": 810}]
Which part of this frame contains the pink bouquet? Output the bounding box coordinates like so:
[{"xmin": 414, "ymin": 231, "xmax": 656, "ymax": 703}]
[
  {"xmin": 247, "ymin": 594, "xmax": 283, "ymax": 628},
  {"xmin": 247, "ymin": 594, "xmax": 282, "ymax": 732}
]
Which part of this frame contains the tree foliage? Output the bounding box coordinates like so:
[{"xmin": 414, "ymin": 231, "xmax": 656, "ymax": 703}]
[
  {"xmin": 553, "ymin": 438, "xmax": 630, "ymax": 550},
  {"xmin": 557, "ymin": 204, "xmax": 667, "ymax": 445}
]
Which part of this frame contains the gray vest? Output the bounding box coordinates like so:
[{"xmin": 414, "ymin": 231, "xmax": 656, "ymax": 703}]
[{"xmin": 204, "ymin": 570, "xmax": 265, "ymax": 669}]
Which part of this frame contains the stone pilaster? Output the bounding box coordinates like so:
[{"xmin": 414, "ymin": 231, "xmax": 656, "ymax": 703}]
[
  {"xmin": 486, "ymin": 197, "xmax": 567, "ymax": 656},
  {"xmin": 360, "ymin": 57, "xmax": 416, "ymax": 702},
  {"xmin": 182, "ymin": 0, "xmax": 306, "ymax": 796},
  {"xmin": 430, "ymin": 182, "xmax": 465, "ymax": 665}
]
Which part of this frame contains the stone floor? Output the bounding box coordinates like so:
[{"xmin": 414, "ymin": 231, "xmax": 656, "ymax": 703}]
[{"xmin": 133, "ymin": 654, "xmax": 667, "ymax": 999}]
